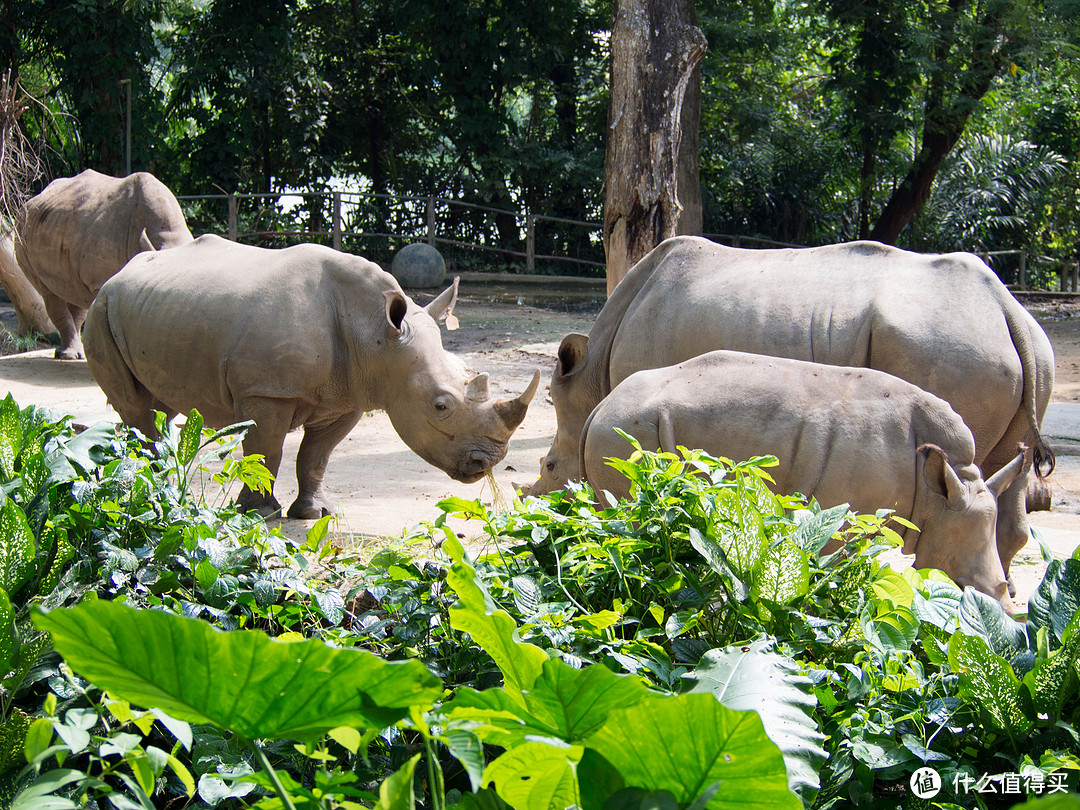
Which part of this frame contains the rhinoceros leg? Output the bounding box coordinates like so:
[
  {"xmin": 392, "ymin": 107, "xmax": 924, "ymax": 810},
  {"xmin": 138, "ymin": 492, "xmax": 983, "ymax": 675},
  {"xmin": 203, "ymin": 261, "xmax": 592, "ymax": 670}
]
[
  {"xmin": 40, "ymin": 292, "xmax": 86, "ymax": 360},
  {"xmin": 289, "ymin": 411, "xmax": 363, "ymax": 520},
  {"xmin": 235, "ymin": 397, "xmax": 294, "ymax": 518}
]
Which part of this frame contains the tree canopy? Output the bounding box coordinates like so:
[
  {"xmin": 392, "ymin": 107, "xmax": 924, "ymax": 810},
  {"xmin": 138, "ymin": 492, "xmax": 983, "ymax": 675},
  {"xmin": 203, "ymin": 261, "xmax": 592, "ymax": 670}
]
[{"xmin": 3, "ymin": 0, "xmax": 1079, "ymax": 275}]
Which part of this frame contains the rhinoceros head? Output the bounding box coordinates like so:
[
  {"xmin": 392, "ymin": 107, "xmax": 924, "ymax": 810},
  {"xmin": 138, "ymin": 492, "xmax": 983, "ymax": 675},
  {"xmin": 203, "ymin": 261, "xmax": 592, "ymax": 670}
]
[
  {"xmin": 520, "ymin": 332, "xmax": 594, "ymax": 497},
  {"xmin": 910, "ymin": 444, "xmax": 1028, "ymax": 614},
  {"xmin": 380, "ymin": 283, "xmax": 540, "ymax": 484}
]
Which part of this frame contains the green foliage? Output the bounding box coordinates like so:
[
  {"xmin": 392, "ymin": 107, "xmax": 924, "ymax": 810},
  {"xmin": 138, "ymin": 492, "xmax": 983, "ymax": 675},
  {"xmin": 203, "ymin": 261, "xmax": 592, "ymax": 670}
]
[
  {"xmin": 1, "ymin": 400, "xmax": 1078, "ymax": 808},
  {"xmin": 33, "ymin": 598, "xmax": 444, "ymax": 739},
  {"xmin": 685, "ymin": 639, "xmax": 827, "ymax": 803}
]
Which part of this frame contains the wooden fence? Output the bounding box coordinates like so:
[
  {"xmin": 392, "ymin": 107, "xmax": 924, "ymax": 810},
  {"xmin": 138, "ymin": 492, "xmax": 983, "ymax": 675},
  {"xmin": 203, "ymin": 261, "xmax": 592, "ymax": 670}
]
[{"xmin": 176, "ymin": 190, "xmax": 1079, "ymax": 291}]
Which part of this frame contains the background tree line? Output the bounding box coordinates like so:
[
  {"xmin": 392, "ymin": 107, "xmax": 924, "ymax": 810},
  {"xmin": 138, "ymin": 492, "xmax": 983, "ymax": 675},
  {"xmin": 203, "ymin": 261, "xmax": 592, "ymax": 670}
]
[{"xmin": 2, "ymin": 0, "xmax": 1079, "ymax": 280}]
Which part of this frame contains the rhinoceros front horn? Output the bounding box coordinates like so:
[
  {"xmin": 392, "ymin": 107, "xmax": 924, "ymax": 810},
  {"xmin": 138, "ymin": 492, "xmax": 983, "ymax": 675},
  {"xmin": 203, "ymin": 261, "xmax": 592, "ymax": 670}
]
[{"xmin": 494, "ymin": 370, "xmax": 541, "ymax": 432}]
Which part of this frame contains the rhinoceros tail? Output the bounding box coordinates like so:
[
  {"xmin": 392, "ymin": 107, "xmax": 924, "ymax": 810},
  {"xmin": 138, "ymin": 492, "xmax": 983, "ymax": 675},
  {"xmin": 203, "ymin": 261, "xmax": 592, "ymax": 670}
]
[{"xmin": 1000, "ymin": 290, "xmax": 1055, "ymax": 480}]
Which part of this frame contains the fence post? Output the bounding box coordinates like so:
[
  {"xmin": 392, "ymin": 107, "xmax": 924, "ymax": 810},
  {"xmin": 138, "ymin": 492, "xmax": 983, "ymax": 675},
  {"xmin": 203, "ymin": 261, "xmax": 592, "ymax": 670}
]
[
  {"xmin": 227, "ymin": 194, "xmax": 238, "ymax": 241},
  {"xmin": 332, "ymin": 192, "xmax": 342, "ymax": 251},
  {"xmin": 1018, "ymin": 251, "xmax": 1027, "ymax": 291},
  {"xmin": 526, "ymin": 213, "xmax": 535, "ymax": 272},
  {"xmin": 1073, "ymin": 261, "xmax": 1079, "ymax": 293},
  {"xmin": 426, "ymin": 196, "xmax": 436, "ymax": 246}
]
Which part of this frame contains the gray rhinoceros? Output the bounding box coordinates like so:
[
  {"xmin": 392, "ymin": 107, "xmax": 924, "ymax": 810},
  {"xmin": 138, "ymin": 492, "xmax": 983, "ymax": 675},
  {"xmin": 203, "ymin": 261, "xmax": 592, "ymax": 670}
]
[
  {"xmin": 581, "ymin": 351, "xmax": 1026, "ymax": 611},
  {"xmin": 15, "ymin": 169, "xmax": 194, "ymax": 359},
  {"xmin": 0, "ymin": 234, "xmax": 53, "ymax": 338},
  {"xmin": 524, "ymin": 236, "xmax": 1054, "ymax": 580},
  {"xmin": 84, "ymin": 235, "xmax": 540, "ymax": 519}
]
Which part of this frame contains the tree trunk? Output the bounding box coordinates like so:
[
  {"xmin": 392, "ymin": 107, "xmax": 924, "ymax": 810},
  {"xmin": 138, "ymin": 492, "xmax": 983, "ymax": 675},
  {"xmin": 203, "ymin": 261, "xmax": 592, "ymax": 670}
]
[
  {"xmin": 603, "ymin": 0, "xmax": 706, "ymax": 294},
  {"xmin": 869, "ymin": 127, "xmax": 963, "ymax": 245},
  {"xmin": 674, "ymin": 0, "xmax": 702, "ymax": 237},
  {"xmin": 869, "ymin": 2, "xmax": 1005, "ymax": 245}
]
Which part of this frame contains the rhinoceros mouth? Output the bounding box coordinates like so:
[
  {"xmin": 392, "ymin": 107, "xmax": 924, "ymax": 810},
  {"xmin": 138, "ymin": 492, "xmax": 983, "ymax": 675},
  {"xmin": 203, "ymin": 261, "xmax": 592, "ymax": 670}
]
[{"xmin": 451, "ymin": 443, "xmax": 508, "ymax": 482}]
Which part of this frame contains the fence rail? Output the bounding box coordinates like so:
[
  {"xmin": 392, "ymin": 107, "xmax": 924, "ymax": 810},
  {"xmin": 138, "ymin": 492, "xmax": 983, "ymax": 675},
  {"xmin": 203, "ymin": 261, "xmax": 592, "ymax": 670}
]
[
  {"xmin": 176, "ymin": 190, "xmax": 1080, "ymax": 291},
  {"xmin": 177, "ymin": 191, "xmax": 607, "ymax": 274}
]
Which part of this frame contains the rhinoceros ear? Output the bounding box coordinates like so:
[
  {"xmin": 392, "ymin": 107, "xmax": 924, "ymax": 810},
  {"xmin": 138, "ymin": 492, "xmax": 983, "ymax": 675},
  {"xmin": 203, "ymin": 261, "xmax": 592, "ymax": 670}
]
[
  {"xmin": 918, "ymin": 444, "xmax": 964, "ymax": 508},
  {"xmin": 138, "ymin": 228, "xmax": 157, "ymax": 253},
  {"xmin": 555, "ymin": 333, "xmax": 589, "ymax": 380},
  {"xmin": 424, "ymin": 277, "xmax": 460, "ymax": 321},
  {"xmin": 986, "ymin": 444, "xmax": 1029, "ymax": 499},
  {"xmin": 384, "ymin": 290, "xmax": 408, "ymax": 333}
]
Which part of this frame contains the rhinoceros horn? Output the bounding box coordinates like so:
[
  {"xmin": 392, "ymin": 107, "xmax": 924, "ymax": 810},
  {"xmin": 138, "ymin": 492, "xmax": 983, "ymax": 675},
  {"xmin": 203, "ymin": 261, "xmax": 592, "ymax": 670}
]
[
  {"xmin": 494, "ymin": 370, "xmax": 541, "ymax": 432},
  {"xmin": 465, "ymin": 373, "xmax": 490, "ymax": 402}
]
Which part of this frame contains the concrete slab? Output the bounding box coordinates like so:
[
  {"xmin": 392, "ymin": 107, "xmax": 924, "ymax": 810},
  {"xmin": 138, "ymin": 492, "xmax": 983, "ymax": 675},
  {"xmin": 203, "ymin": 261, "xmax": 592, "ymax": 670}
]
[{"xmin": 1043, "ymin": 402, "xmax": 1080, "ymax": 445}]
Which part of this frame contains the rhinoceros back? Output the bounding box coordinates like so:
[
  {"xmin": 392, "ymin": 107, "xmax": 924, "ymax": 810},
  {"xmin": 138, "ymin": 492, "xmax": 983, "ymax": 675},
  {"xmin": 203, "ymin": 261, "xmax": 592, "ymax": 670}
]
[
  {"xmin": 606, "ymin": 237, "xmax": 1026, "ymax": 467},
  {"xmin": 17, "ymin": 169, "xmax": 192, "ymax": 307},
  {"xmin": 86, "ymin": 235, "xmax": 393, "ymax": 426}
]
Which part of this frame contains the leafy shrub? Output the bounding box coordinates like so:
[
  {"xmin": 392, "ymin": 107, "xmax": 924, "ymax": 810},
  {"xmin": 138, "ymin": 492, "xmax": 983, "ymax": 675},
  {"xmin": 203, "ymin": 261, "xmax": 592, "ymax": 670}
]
[{"xmin": 0, "ymin": 400, "xmax": 1076, "ymax": 809}]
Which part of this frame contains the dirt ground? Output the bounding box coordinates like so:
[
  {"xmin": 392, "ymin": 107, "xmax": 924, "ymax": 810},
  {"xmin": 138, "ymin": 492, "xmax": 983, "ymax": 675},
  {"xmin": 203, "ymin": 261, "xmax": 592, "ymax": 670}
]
[{"xmin": 0, "ymin": 287, "xmax": 1078, "ymax": 612}]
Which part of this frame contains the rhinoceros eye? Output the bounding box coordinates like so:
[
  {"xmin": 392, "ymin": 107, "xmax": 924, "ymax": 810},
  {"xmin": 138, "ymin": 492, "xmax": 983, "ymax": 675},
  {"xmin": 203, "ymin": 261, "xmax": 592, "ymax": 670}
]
[{"xmin": 433, "ymin": 395, "xmax": 453, "ymax": 414}]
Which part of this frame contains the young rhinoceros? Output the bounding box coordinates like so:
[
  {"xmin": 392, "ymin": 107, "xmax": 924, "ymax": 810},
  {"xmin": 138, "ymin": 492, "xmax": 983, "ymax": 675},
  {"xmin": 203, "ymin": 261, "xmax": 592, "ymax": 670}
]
[
  {"xmin": 84, "ymin": 234, "xmax": 539, "ymax": 519},
  {"xmin": 580, "ymin": 351, "xmax": 1026, "ymax": 611},
  {"xmin": 15, "ymin": 169, "xmax": 194, "ymax": 359}
]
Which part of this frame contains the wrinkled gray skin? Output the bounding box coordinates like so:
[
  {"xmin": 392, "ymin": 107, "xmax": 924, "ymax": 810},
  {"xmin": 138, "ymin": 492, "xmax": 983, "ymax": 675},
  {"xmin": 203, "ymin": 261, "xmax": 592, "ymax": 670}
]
[
  {"xmin": 582, "ymin": 351, "xmax": 1027, "ymax": 612},
  {"xmin": 0, "ymin": 234, "xmax": 54, "ymax": 337},
  {"xmin": 84, "ymin": 235, "xmax": 539, "ymax": 519},
  {"xmin": 15, "ymin": 169, "xmax": 194, "ymax": 359},
  {"xmin": 524, "ymin": 236, "xmax": 1055, "ymax": 581}
]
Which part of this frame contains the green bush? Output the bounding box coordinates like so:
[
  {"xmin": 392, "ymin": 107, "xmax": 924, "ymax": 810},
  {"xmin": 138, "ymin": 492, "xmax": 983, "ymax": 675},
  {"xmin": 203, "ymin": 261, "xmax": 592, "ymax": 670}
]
[{"xmin": 0, "ymin": 400, "xmax": 1075, "ymax": 809}]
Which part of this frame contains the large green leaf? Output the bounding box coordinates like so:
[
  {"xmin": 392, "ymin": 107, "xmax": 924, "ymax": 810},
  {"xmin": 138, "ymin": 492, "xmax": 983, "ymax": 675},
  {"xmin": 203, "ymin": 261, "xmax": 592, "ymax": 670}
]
[
  {"xmin": 861, "ymin": 602, "xmax": 920, "ymax": 653},
  {"xmin": 483, "ymin": 741, "xmax": 581, "ymax": 810},
  {"xmin": 0, "ymin": 500, "xmax": 35, "ymax": 597},
  {"xmin": 45, "ymin": 422, "xmax": 116, "ymax": 482},
  {"xmin": 912, "ymin": 579, "xmax": 962, "ymax": 632},
  {"xmin": 33, "ymin": 599, "xmax": 442, "ymax": 741},
  {"xmin": 176, "ymin": 409, "xmax": 205, "ymax": 468},
  {"xmin": 9, "ymin": 769, "xmax": 83, "ymax": 810},
  {"xmin": 714, "ymin": 488, "xmax": 769, "ymax": 580},
  {"xmin": 752, "ymin": 540, "xmax": 810, "ymax": 604},
  {"xmin": 1022, "ymin": 612, "xmax": 1080, "ymax": 722},
  {"xmin": 444, "ymin": 535, "xmax": 548, "ymax": 704},
  {"xmin": 1028, "ymin": 558, "xmax": 1080, "ymax": 648},
  {"xmin": 376, "ymin": 753, "xmax": 420, "ymax": 810},
  {"xmin": 948, "ymin": 632, "xmax": 1033, "ymax": 742},
  {"xmin": 958, "ymin": 587, "xmax": 1030, "ymax": 665},
  {"xmin": 0, "ymin": 588, "xmax": 15, "ymax": 678},
  {"xmin": 445, "ymin": 657, "xmax": 648, "ymax": 748},
  {"xmin": 0, "ymin": 396, "xmax": 22, "ymax": 482},
  {"xmin": 684, "ymin": 639, "xmax": 826, "ymax": 803},
  {"xmin": 582, "ymin": 693, "xmax": 800, "ymax": 810},
  {"xmin": 788, "ymin": 503, "xmax": 849, "ymax": 555}
]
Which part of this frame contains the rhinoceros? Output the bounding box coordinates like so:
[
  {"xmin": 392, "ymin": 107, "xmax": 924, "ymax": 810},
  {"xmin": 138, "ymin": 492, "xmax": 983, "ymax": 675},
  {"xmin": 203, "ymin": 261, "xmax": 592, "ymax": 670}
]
[
  {"xmin": 83, "ymin": 234, "xmax": 539, "ymax": 519},
  {"xmin": 524, "ymin": 236, "xmax": 1054, "ymax": 581},
  {"xmin": 15, "ymin": 169, "xmax": 194, "ymax": 359},
  {"xmin": 581, "ymin": 351, "xmax": 1026, "ymax": 610},
  {"xmin": 0, "ymin": 234, "xmax": 54, "ymax": 338}
]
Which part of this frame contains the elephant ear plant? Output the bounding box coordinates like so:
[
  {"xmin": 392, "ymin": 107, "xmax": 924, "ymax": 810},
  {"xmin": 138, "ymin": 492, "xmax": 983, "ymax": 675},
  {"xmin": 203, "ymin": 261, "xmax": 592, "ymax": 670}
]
[
  {"xmin": 28, "ymin": 597, "xmax": 444, "ymax": 809},
  {"xmin": 23, "ymin": 556, "xmax": 804, "ymax": 810}
]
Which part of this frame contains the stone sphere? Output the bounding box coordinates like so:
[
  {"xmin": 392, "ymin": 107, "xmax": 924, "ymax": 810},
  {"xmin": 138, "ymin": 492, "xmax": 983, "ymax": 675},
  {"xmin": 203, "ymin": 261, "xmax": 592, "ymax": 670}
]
[{"xmin": 390, "ymin": 243, "xmax": 446, "ymax": 288}]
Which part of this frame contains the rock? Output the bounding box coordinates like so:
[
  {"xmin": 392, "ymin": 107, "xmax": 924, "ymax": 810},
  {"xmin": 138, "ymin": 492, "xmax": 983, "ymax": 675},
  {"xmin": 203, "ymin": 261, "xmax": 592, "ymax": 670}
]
[{"xmin": 390, "ymin": 243, "xmax": 446, "ymax": 288}]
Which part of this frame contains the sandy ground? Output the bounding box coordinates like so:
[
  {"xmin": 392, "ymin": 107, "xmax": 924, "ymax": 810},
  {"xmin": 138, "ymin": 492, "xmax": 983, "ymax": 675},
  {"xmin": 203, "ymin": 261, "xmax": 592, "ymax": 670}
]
[{"xmin": 0, "ymin": 290, "xmax": 1077, "ymax": 612}]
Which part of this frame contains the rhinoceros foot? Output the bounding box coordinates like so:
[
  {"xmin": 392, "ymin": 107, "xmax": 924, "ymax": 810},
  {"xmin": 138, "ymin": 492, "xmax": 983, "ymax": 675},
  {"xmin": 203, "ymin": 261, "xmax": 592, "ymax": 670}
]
[
  {"xmin": 54, "ymin": 346, "xmax": 84, "ymax": 360},
  {"xmin": 1026, "ymin": 477, "xmax": 1052, "ymax": 513},
  {"xmin": 237, "ymin": 490, "xmax": 282, "ymax": 519},
  {"xmin": 287, "ymin": 493, "xmax": 336, "ymax": 520}
]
